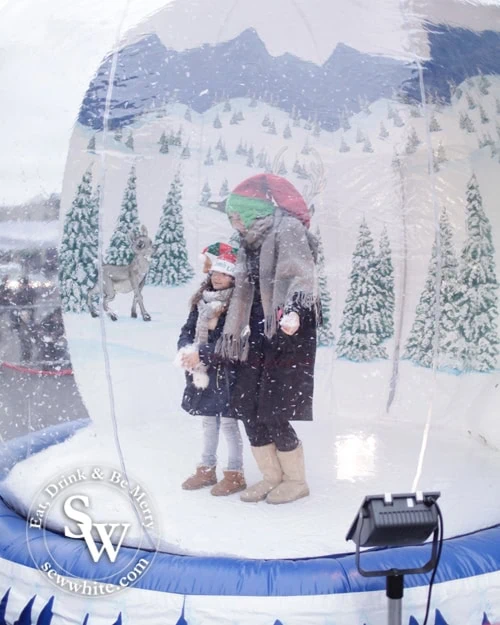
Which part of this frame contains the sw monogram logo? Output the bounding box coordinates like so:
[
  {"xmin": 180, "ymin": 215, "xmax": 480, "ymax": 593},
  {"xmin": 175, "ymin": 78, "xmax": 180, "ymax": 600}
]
[{"xmin": 63, "ymin": 495, "xmax": 131, "ymax": 563}]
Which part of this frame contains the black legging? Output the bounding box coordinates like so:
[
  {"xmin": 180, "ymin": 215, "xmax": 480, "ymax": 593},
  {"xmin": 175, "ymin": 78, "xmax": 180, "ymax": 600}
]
[{"xmin": 243, "ymin": 420, "xmax": 299, "ymax": 452}]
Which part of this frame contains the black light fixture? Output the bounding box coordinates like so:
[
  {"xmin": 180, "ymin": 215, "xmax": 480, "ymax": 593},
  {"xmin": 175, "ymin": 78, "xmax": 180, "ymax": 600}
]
[{"xmin": 346, "ymin": 491, "xmax": 442, "ymax": 625}]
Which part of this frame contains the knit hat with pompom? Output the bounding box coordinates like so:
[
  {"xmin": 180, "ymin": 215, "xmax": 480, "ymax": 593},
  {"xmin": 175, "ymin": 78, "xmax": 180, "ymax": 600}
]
[{"xmin": 226, "ymin": 173, "xmax": 311, "ymax": 229}]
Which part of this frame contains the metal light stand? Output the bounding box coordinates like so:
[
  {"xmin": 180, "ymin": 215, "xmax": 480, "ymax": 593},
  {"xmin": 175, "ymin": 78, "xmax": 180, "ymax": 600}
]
[
  {"xmin": 354, "ymin": 527, "xmax": 439, "ymax": 625},
  {"xmin": 347, "ymin": 493, "xmax": 441, "ymax": 625}
]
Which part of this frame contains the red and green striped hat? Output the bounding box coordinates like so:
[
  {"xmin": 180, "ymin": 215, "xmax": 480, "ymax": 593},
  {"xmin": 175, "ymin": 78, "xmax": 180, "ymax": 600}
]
[
  {"xmin": 226, "ymin": 174, "xmax": 311, "ymax": 229},
  {"xmin": 201, "ymin": 242, "xmax": 238, "ymax": 263}
]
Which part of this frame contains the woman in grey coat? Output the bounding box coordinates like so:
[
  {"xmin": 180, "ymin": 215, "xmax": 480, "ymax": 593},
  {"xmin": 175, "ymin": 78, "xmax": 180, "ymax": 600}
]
[{"xmin": 218, "ymin": 173, "xmax": 319, "ymax": 505}]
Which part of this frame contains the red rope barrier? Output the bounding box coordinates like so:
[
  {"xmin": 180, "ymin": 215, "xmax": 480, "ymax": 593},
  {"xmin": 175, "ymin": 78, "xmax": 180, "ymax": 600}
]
[{"xmin": 0, "ymin": 362, "xmax": 73, "ymax": 377}]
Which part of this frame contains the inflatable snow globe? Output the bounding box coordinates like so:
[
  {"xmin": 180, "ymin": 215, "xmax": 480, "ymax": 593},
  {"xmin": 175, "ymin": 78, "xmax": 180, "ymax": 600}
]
[{"xmin": 1, "ymin": 0, "xmax": 500, "ymax": 623}]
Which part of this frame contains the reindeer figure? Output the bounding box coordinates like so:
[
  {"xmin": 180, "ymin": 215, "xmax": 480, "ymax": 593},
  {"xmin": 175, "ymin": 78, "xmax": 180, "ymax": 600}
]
[{"xmin": 87, "ymin": 225, "xmax": 155, "ymax": 322}]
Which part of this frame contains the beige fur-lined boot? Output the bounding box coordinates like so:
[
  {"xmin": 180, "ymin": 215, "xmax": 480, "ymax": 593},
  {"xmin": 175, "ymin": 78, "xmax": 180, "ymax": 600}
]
[
  {"xmin": 240, "ymin": 444, "xmax": 283, "ymax": 503},
  {"xmin": 266, "ymin": 443, "xmax": 309, "ymax": 504}
]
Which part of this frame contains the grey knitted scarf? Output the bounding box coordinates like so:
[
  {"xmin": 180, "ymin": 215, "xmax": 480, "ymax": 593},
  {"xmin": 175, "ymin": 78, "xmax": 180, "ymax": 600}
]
[
  {"xmin": 195, "ymin": 287, "xmax": 234, "ymax": 345},
  {"xmin": 216, "ymin": 209, "xmax": 318, "ymax": 361}
]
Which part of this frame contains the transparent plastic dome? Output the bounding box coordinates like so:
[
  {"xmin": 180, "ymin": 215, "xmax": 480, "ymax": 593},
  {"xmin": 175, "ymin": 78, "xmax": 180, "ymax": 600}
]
[{"xmin": 1, "ymin": 1, "xmax": 500, "ymax": 624}]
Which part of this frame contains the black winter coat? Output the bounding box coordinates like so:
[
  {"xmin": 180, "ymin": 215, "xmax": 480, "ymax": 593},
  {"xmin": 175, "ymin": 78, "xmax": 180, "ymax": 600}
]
[
  {"xmin": 229, "ymin": 247, "xmax": 317, "ymax": 426},
  {"xmin": 177, "ymin": 307, "xmax": 238, "ymax": 418}
]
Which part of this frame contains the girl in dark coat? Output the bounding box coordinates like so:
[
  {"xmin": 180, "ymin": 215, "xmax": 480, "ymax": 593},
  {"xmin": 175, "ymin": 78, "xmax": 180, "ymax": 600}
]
[
  {"xmin": 177, "ymin": 249, "xmax": 246, "ymax": 496},
  {"xmin": 219, "ymin": 174, "xmax": 319, "ymax": 505}
]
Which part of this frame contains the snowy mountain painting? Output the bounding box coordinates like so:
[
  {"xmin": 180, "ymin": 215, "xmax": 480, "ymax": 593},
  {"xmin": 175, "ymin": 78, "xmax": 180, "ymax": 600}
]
[{"xmin": 4, "ymin": 0, "xmax": 500, "ymax": 569}]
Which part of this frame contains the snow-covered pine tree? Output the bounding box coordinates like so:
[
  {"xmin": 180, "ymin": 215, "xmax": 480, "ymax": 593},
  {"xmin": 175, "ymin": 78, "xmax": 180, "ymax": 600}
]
[
  {"xmin": 59, "ymin": 168, "xmax": 99, "ymax": 312},
  {"xmin": 304, "ymin": 118, "xmax": 313, "ymax": 131},
  {"xmin": 236, "ymin": 139, "xmax": 246, "ymax": 156},
  {"xmin": 363, "ymin": 137, "xmax": 373, "ymax": 153},
  {"xmin": 125, "ymin": 133, "xmax": 134, "ymax": 150},
  {"xmin": 184, "ymin": 107, "xmax": 192, "ymax": 122},
  {"xmin": 301, "ymin": 138, "xmax": 311, "ymax": 155},
  {"xmin": 230, "ymin": 112, "xmax": 239, "ymax": 125},
  {"xmin": 379, "ymin": 122, "xmax": 389, "ymax": 139},
  {"xmin": 204, "ymin": 147, "xmax": 214, "ymax": 166},
  {"xmin": 466, "ymin": 91, "xmax": 476, "ymax": 110},
  {"xmin": 246, "ymin": 146, "xmax": 255, "ymax": 167},
  {"xmin": 293, "ymin": 116, "xmax": 301, "ymax": 128},
  {"xmin": 405, "ymin": 127, "xmax": 421, "ymax": 154},
  {"xmin": 404, "ymin": 207, "xmax": 461, "ymax": 369},
  {"xmin": 216, "ymin": 136, "xmax": 223, "ymax": 151},
  {"xmin": 391, "ymin": 149, "xmax": 401, "ymax": 170},
  {"xmin": 159, "ymin": 133, "xmax": 169, "ymax": 154},
  {"xmin": 341, "ymin": 109, "xmax": 351, "ymax": 131},
  {"xmin": 377, "ymin": 227, "xmax": 395, "ymax": 340},
  {"xmin": 223, "ymin": 99, "xmax": 231, "ymax": 112},
  {"xmin": 148, "ymin": 173, "xmax": 194, "ymax": 287},
  {"xmin": 218, "ymin": 143, "xmax": 228, "ymax": 161},
  {"xmin": 454, "ymin": 175, "xmax": 500, "ymax": 372},
  {"xmin": 478, "ymin": 73, "xmax": 491, "ymax": 95},
  {"xmin": 316, "ymin": 229, "xmax": 335, "ymax": 347},
  {"xmin": 356, "ymin": 127, "xmax": 364, "ymax": 143},
  {"xmin": 219, "ymin": 178, "xmax": 229, "ymax": 198},
  {"xmin": 267, "ymin": 121, "xmax": 277, "ymax": 135},
  {"xmin": 462, "ymin": 112, "xmax": 475, "ymax": 133},
  {"xmin": 262, "ymin": 113, "xmax": 270, "ymax": 127},
  {"xmin": 200, "ymin": 181, "xmax": 211, "ymax": 206},
  {"xmin": 236, "ymin": 110, "xmax": 244, "ymax": 122},
  {"xmin": 87, "ymin": 135, "xmax": 96, "ymax": 153},
  {"xmin": 359, "ymin": 95, "xmax": 371, "ymax": 115},
  {"xmin": 313, "ymin": 122, "xmax": 321, "ymax": 137},
  {"xmin": 392, "ymin": 109, "xmax": 404, "ymax": 127},
  {"xmin": 158, "ymin": 131, "xmax": 167, "ymax": 146},
  {"xmin": 429, "ymin": 114, "xmax": 441, "ymax": 132},
  {"xmin": 337, "ymin": 220, "xmax": 388, "ymax": 361},
  {"xmin": 339, "ymin": 137, "xmax": 350, "ymax": 153},
  {"xmin": 213, "ymin": 114, "xmax": 222, "ymax": 129},
  {"xmin": 436, "ymin": 141, "xmax": 447, "ymax": 164},
  {"xmin": 174, "ymin": 127, "xmax": 183, "ymax": 146},
  {"xmin": 180, "ymin": 144, "xmax": 191, "ymax": 159},
  {"xmin": 432, "ymin": 152, "xmax": 440, "ymax": 173},
  {"xmin": 249, "ymin": 96, "xmax": 258, "ymax": 108},
  {"xmin": 114, "ymin": 127, "xmax": 123, "ymax": 142},
  {"xmin": 167, "ymin": 130, "xmax": 176, "ymax": 146},
  {"xmin": 479, "ymin": 104, "xmax": 489, "ymax": 124},
  {"xmin": 293, "ymin": 158, "xmax": 301, "ymax": 173},
  {"xmin": 105, "ymin": 167, "xmax": 141, "ymax": 265},
  {"xmin": 283, "ymin": 123, "xmax": 292, "ymax": 139},
  {"xmin": 278, "ymin": 159, "xmax": 287, "ymax": 176},
  {"xmin": 478, "ymin": 132, "xmax": 494, "ymax": 149}
]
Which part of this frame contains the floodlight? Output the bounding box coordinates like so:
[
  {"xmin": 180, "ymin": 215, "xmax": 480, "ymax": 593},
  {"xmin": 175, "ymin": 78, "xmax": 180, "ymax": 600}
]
[{"xmin": 346, "ymin": 492, "xmax": 442, "ymax": 625}]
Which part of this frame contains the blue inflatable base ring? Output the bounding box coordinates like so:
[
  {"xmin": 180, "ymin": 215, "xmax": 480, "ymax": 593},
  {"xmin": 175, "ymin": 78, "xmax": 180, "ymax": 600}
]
[{"xmin": 1, "ymin": 421, "xmax": 499, "ymax": 597}]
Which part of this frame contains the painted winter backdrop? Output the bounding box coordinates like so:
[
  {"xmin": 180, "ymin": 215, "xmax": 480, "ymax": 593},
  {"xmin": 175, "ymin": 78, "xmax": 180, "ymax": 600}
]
[
  {"xmin": 62, "ymin": 42, "xmax": 500, "ymax": 374},
  {"xmin": 6, "ymin": 20, "xmax": 500, "ymax": 562}
]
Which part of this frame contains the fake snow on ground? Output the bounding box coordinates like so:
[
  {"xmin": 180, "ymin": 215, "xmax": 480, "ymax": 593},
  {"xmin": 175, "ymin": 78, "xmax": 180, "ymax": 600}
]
[{"xmin": 2, "ymin": 284, "xmax": 500, "ymax": 560}]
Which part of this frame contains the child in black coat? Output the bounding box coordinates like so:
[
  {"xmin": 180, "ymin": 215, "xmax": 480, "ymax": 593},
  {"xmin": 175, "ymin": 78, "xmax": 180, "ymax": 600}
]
[{"xmin": 176, "ymin": 248, "xmax": 246, "ymax": 496}]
